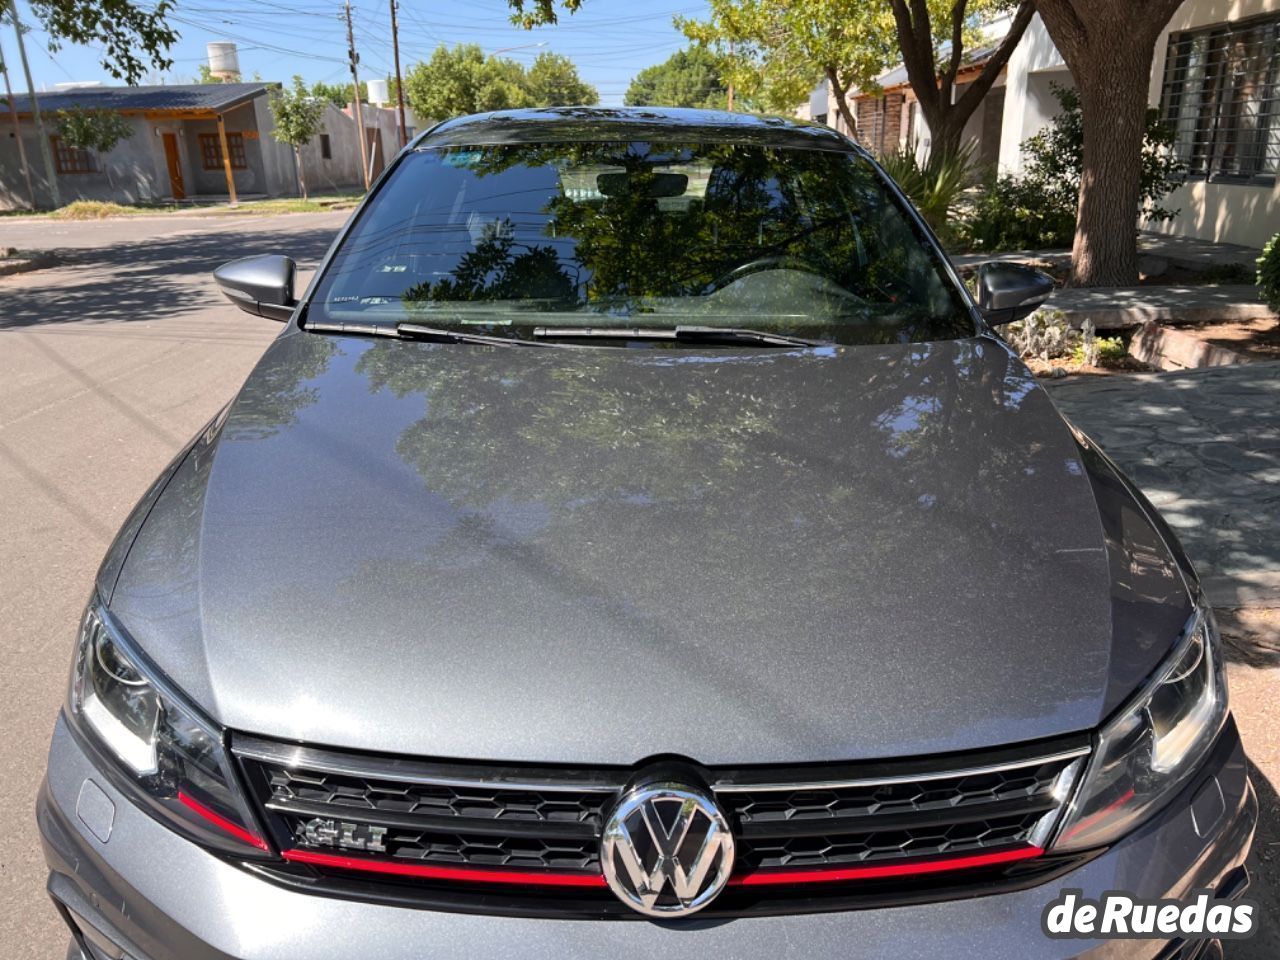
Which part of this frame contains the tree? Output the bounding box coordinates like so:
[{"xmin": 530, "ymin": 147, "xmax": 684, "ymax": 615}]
[
  {"xmin": 506, "ymin": 0, "xmax": 581, "ymax": 28},
  {"xmin": 269, "ymin": 76, "xmax": 326, "ymax": 200},
  {"xmin": 404, "ymin": 45, "xmax": 598, "ymax": 119},
  {"xmin": 403, "ymin": 44, "xmax": 531, "ymax": 120},
  {"xmin": 678, "ymin": 0, "xmax": 901, "ymax": 132},
  {"xmin": 26, "ymin": 0, "xmax": 177, "ymax": 84},
  {"xmin": 311, "ymin": 79, "xmax": 371, "ymax": 109},
  {"xmin": 1035, "ymin": 0, "xmax": 1185, "ymax": 286},
  {"xmin": 55, "ymin": 105, "xmax": 132, "ymax": 153},
  {"xmin": 625, "ymin": 47, "xmax": 728, "ymax": 109},
  {"xmin": 888, "ymin": 0, "xmax": 1035, "ymax": 160},
  {"xmin": 55, "ymin": 104, "xmax": 132, "ymax": 185},
  {"xmin": 525, "ymin": 51, "xmax": 597, "ymax": 106}
]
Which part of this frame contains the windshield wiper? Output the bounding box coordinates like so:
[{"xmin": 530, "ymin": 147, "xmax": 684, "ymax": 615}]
[
  {"xmin": 531, "ymin": 325, "xmax": 826, "ymax": 347},
  {"xmin": 306, "ymin": 320, "xmax": 541, "ymax": 347}
]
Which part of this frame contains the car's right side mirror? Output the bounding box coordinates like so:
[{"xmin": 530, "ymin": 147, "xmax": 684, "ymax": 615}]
[
  {"xmin": 214, "ymin": 254, "xmax": 298, "ymax": 322},
  {"xmin": 974, "ymin": 262, "xmax": 1055, "ymax": 327}
]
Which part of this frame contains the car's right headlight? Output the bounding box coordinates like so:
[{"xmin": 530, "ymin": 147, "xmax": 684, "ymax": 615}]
[
  {"xmin": 68, "ymin": 595, "xmax": 271, "ymax": 857},
  {"xmin": 1052, "ymin": 603, "xmax": 1228, "ymax": 852}
]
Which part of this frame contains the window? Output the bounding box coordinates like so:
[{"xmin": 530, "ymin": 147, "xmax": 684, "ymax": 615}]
[
  {"xmin": 306, "ymin": 141, "xmax": 973, "ymax": 346},
  {"xmin": 50, "ymin": 136, "xmax": 96, "ymax": 175},
  {"xmin": 1160, "ymin": 12, "xmax": 1280, "ymax": 182},
  {"xmin": 320, "ymin": 133, "xmax": 332, "ymax": 160},
  {"xmin": 198, "ymin": 132, "xmax": 248, "ymax": 171}
]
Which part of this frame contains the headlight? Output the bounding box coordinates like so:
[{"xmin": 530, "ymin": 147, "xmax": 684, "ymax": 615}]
[
  {"xmin": 69, "ymin": 596, "xmax": 271, "ymax": 857},
  {"xmin": 1052, "ymin": 603, "xmax": 1227, "ymax": 852}
]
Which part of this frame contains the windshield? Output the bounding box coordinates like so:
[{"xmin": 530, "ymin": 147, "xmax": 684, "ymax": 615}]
[{"xmin": 306, "ymin": 140, "xmax": 974, "ymax": 345}]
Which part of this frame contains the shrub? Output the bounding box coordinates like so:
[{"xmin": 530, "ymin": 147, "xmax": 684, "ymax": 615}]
[
  {"xmin": 960, "ymin": 84, "xmax": 1186, "ymax": 252},
  {"xmin": 1259, "ymin": 233, "xmax": 1280, "ymax": 311},
  {"xmin": 877, "ymin": 144, "xmax": 976, "ymax": 246},
  {"xmin": 961, "ymin": 173, "xmax": 1075, "ymax": 252},
  {"xmin": 1006, "ymin": 308, "xmax": 1075, "ymax": 361},
  {"xmin": 1072, "ymin": 320, "xmax": 1126, "ymax": 366}
]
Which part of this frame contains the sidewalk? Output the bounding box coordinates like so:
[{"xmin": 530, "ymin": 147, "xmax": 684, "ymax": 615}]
[{"xmin": 1045, "ymin": 362, "xmax": 1280, "ymax": 608}]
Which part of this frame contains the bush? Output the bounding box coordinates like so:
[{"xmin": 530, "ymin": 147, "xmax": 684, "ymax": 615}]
[
  {"xmin": 877, "ymin": 145, "xmax": 975, "ymax": 246},
  {"xmin": 961, "ymin": 173, "xmax": 1075, "ymax": 252},
  {"xmin": 960, "ymin": 84, "xmax": 1186, "ymax": 253},
  {"xmin": 1259, "ymin": 233, "xmax": 1280, "ymax": 311}
]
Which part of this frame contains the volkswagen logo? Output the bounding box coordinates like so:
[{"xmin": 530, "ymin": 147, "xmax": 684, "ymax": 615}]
[{"xmin": 600, "ymin": 778, "xmax": 735, "ymax": 917}]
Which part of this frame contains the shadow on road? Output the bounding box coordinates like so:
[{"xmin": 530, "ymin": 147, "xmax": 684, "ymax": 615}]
[{"xmin": 0, "ymin": 224, "xmax": 338, "ymax": 330}]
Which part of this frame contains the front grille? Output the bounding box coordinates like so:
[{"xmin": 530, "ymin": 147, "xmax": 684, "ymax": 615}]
[{"xmin": 233, "ymin": 734, "xmax": 1089, "ymax": 917}]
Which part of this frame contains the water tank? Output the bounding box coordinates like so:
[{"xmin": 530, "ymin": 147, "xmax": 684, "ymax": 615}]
[
  {"xmin": 367, "ymin": 78, "xmax": 389, "ymax": 106},
  {"xmin": 207, "ymin": 42, "xmax": 241, "ymax": 81}
]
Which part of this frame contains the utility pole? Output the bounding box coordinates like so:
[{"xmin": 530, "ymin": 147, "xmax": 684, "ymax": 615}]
[
  {"xmin": 344, "ymin": 0, "xmax": 370, "ymax": 190},
  {"xmin": 7, "ymin": 0, "xmax": 58, "ymax": 207},
  {"xmin": 1, "ymin": 36, "xmax": 36, "ymax": 209},
  {"xmin": 726, "ymin": 39, "xmax": 735, "ymax": 112},
  {"xmin": 389, "ymin": 0, "xmax": 407, "ymax": 148}
]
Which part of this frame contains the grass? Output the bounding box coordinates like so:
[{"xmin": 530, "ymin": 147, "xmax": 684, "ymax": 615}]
[{"xmin": 11, "ymin": 193, "xmax": 363, "ymax": 220}]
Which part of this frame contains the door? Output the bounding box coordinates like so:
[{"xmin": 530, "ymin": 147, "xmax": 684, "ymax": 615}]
[{"xmin": 162, "ymin": 133, "xmax": 185, "ymax": 200}]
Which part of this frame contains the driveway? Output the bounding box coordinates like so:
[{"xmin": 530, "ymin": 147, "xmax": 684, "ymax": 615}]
[{"xmin": 0, "ymin": 211, "xmax": 347, "ymax": 959}]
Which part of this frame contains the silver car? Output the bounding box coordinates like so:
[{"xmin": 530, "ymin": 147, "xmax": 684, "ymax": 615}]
[{"xmin": 39, "ymin": 108, "xmax": 1255, "ymax": 959}]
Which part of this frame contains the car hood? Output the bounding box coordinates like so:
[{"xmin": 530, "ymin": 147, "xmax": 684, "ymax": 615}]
[{"xmin": 106, "ymin": 332, "xmax": 1192, "ymax": 765}]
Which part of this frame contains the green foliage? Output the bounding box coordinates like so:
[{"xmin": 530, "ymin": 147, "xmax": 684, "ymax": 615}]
[
  {"xmin": 28, "ymin": 0, "xmax": 177, "ymax": 85},
  {"xmin": 196, "ymin": 63, "xmax": 239, "ymax": 84},
  {"xmin": 506, "ymin": 0, "xmax": 583, "ymax": 28},
  {"xmin": 1259, "ymin": 233, "xmax": 1280, "ymax": 311},
  {"xmin": 677, "ymin": 0, "xmax": 899, "ymax": 116},
  {"xmin": 1072, "ymin": 333, "xmax": 1126, "ymax": 366},
  {"xmin": 310, "ymin": 80, "xmax": 370, "ymax": 108},
  {"xmin": 961, "ymin": 172, "xmax": 1076, "ymax": 252},
  {"xmin": 269, "ymin": 77, "xmax": 326, "ymax": 149},
  {"xmin": 1021, "ymin": 84, "xmax": 1186, "ymax": 223},
  {"xmin": 525, "ymin": 52, "xmax": 598, "ymax": 106},
  {"xmin": 877, "ymin": 145, "xmax": 975, "ymax": 243},
  {"xmin": 625, "ymin": 48, "xmax": 727, "ymax": 109},
  {"xmin": 403, "ymin": 45, "xmax": 595, "ymax": 119},
  {"xmin": 55, "ymin": 105, "xmax": 133, "ymax": 153},
  {"xmin": 960, "ymin": 85, "xmax": 1185, "ymax": 253}
]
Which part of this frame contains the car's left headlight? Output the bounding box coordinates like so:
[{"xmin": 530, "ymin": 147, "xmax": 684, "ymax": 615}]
[
  {"xmin": 68, "ymin": 595, "xmax": 271, "ymax": 857},
  {"xmin": 1052, "ymin": 602, "xmax": 1228, "ymax": 852}
]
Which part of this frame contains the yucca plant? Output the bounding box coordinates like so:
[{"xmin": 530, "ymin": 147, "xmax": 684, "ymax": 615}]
[{"xmin": 877, "ymin": 144, "xmax": 977, "ymax": 245}]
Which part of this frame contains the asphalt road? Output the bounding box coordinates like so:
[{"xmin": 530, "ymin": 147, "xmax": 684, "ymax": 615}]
[
  {"xmin": 1, "ymin": 212, "xmax": 1276, "ymax": 956},
  {"xmin": 0, "ymin": 211, "xmax": 348, "ymax": 958}
]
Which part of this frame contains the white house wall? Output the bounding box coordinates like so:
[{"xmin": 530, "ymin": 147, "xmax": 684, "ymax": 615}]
[
  {"xmin": 997, "ymin": 14, "xmax": 1073, "ymax": 175},
  {"xmin": 1144, "ymin": 0, "xmax": 1280, "ymax": 248}
]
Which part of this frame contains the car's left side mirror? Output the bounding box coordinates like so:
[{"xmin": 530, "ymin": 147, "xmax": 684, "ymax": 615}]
[
  {"xmin": 974, "ymin": 261, "xmax": 1055, "ymax": 327},
  {"xmin": 214, "ymin": 254, "xmax": 298, "ymax": 322}
]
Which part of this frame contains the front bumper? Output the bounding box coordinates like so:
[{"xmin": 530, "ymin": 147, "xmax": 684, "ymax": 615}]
[{"xmin": 40, "ymin": 713, "xmax": 1257, "ymax": 960}]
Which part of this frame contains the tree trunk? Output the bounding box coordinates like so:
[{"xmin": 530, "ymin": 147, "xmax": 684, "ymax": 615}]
[
  {"xmin": 1036, "ymin": 0, "xmax": 1185, "ymax": 287},
  {"xmin": 1069, "ymin": 61, "xmax": 1149, "ymax": 286},
  {"xmin": 825, "ymin": 67, "xmax": 857, "ymax": 139},
  {"xmin": 295, "ymin": 145, "xmax": 307, "ymax": 200}
]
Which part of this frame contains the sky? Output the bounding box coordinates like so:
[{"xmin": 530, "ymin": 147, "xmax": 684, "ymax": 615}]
[{"xmin": 4, "ymin": 0, "xmax": 712, "ymax": 106}]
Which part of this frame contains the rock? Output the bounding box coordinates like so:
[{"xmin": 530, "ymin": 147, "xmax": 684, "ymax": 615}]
[{"xmin": 1138, "ymin": 254, "xmax": 1169, "ymax": 277}]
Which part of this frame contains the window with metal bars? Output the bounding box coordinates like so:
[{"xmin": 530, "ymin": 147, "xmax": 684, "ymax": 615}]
[
  {"xmin": 1159, "ymin": 12, "xmax": 1280, "ymax": 183},
  {"xmin": 198, "ymin": 132, "xmax": 248, "ymax": 171}
]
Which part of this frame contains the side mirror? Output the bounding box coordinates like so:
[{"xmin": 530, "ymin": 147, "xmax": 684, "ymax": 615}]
[
  {"xmin": 975, "ymin": 261, "xmax": 1055, "ymax": 326},
  {"xmin": 214, "ymin": 255, "xmax": 297, "ymax": 322}
]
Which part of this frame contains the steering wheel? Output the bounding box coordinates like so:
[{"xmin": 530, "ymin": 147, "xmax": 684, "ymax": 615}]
[{"xmin": 706, "ymin": 255, "xmax": 828, "ymax": 294}]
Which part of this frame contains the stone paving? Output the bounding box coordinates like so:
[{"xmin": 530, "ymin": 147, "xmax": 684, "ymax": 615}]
[{"xmin": 1046, "ymin": 362, "xmax": 1280, "ymax": 608}]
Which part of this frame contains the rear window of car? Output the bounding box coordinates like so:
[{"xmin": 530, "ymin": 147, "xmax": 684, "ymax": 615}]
[{"xmin": 307, "ymin": 140, "xmax": 974, "ymax": 346}]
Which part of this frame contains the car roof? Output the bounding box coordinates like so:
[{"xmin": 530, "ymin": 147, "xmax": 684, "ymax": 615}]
[{"xmin": 416, "ymin": 106, "xmax": 862, "ymax": 154}]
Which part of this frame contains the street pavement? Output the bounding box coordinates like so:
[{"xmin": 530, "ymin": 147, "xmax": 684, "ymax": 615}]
[
  {"xmin": 0, "ymin": 211, "xmax": 348, "ymax": 959},
  {"xmin": 1, "ymin": 213, "xmax": 1277, "ymax": 956}
]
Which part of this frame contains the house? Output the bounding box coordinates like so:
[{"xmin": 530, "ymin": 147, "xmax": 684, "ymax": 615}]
[
  {"xmin": 798, "ymin": 0, "xmax": 1280, "ymax": 249},
  {"xmin": 0, "ymin": 82, "xmax": 399, "ymax": 210}
]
